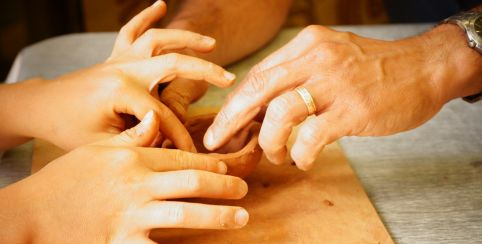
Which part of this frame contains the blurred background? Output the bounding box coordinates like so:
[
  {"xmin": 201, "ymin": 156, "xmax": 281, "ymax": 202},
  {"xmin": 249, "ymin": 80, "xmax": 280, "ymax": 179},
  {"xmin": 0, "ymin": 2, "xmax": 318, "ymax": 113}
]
[{"xmin": 0, "ymin": 0, "xmax": 480, "ymax": 81}]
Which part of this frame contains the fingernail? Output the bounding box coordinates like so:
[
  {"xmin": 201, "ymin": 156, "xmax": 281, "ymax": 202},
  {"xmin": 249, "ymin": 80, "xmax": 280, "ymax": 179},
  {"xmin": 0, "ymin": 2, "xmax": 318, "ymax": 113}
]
[
  {"xmin": 152, "ymin": 0, "xmax": 162, "ymax": 7},
  {"xmin": 204, "ymin": 130, "xmax": 215, "ymax": 149},
  {"xmin": 224, "ymin": 71, "xmax": 236, "ymax": 81},
  {"xmin": 299, "ymin": 163, "xmax": 313, "ymax": 171},
  {"xmin": 217, "ymin": 161, "xmax": 228, "ymax": 174},
  {"xmin": 202, "ymin": 36, "xmax": 216, "ymax": 46},
  {"xmin": 297, "ymin": 157, "xmax": 315, "ymax": 171},
  {"xmin": 266, "ymin": 153, "xmax": 283, "ymax": 165},
  {"xmin": 235, "ymin": 209, "xmax": 249, "ymax": 227},
  {"xmin": 138, "ymin": 110, "xmax": 154, "ymax": 136}
]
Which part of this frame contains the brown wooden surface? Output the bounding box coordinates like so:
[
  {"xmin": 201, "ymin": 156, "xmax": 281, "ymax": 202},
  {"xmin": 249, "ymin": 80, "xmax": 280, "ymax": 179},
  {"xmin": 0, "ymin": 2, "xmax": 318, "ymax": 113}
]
[{"xmin": 32, "ymin": 108, "xmax": 392, "ymax": 243}]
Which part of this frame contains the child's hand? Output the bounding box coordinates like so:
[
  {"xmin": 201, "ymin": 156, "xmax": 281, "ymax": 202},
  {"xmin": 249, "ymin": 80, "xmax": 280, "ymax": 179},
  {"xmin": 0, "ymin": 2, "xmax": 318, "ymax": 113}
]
[
  {"xmin": 0, "ymin": 110, "xmax": 248, "ymax": 243},
  {"xmin": 23, "ymin": 1, "xmax": 235, "ymax": 151}
]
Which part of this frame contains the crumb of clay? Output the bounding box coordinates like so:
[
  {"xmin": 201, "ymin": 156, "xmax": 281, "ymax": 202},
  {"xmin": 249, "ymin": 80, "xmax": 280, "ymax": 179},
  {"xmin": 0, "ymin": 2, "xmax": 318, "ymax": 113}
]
[
  {"xmin": 323, "ymin": 199, "xmax": 334, "ymax": 207},
  {"xmin": 262, "ymin": 182, "xmax": 271, "ymax": 188}
]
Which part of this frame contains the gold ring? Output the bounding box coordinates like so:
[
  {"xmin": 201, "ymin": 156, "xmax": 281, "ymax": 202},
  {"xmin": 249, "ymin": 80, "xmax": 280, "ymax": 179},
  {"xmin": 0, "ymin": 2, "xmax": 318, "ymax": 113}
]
[{"xmin": 295, "ymin": 87, "xmax": 317, "ymax": 115}]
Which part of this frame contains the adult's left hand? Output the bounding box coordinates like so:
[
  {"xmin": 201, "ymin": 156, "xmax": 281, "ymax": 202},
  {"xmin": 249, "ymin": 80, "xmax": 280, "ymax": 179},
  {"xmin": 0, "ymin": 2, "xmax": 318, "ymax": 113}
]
[{"xmin": 204, "ymin": 24, "xmax": 482, "ymax": 170}]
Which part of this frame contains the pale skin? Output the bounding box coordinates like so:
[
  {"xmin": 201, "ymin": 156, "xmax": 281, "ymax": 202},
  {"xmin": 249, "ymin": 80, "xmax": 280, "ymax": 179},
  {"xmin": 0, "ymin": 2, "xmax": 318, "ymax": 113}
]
[
  {"xmin": 0, "ymin": 111, "xmax": 249, "ymax": 243},
  {"xmin": 0, "ymin": 1, "xmax": 236, "ymax": 151},
  {"xmin": 205, "ymin": 13, "xmax": 482, "ymax": 170},
  {"xmin": 158, "ymin": 0, "xmax": 293, "ymax": 121},
  {"xmin": 0, "ymin": 2, "xmax": 249, "ymax": 242}
]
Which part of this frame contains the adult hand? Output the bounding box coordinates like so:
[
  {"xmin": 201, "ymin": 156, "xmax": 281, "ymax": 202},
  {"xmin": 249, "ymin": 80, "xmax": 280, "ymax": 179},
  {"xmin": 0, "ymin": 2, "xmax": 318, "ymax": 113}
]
[
  {"xmin": 21, "ymin": 1, "xmax": 235, "ymax": 151},
  {"xmin": 159, "ymin": 78, "xmax": 209, "ymax": 122},
  {"xmin": 157, "ymin": 0, "xmax": 293, "ymax": 122},
  {"xmin": 205, "ymin": 24, "xmax": 482, "ymax": 170},
  {"xmin": 0, "ymin": 110, "xmax": 249, "ymax": 243}
]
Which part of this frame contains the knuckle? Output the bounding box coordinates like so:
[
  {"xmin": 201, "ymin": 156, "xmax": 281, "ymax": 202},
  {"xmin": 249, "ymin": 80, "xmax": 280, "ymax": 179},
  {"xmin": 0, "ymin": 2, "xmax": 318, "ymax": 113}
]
[
  {"xmin": 184, "ymin": 170, "xmax": 203, "ymax": 193},
  {"xmin": 161, "ymin": 53, "xmax": 181, "ymax": 74},
  {"xmin": 241, "ymin": 73, "xmax": 267, "ymax": 96},
  {"xmin": 163, "ymin": 53, "xmax": 180, "ymax": 67},
  {"xmin": 246, "ymin": 62, "xmax": 271, "ymax": 78},
  {"xmin": 167, "ymin": 204, "xmax": 186, "ymax": 225},
  {"xmin": 249, "ymin": 64, "xmax": 263, "ymax": 74},
  {"xmin": 171, "ymin": 149, "xmax": 186, "ymax": 163},
  {"xmin": 312, "ymin": 43, "xmax": 344, "ymax": 63},
  {"xmin": 143, "ymin": 29, "xmax": 156, "ymax": 43},
  {"xmin": 341, "ymin": 31, "xmax": 356, "ymax": 42},
  {"xmin": 216, "ymin": 109, "xmax": 231, "ymax": 126},
  {"xmin": 301, "ymin": 25, "xmax": 324, "ymax": 40},
  {"xmin": 318, "ymin": 42, "xmax": 338, "ymax": 55},
  {"xmin": 114, "ymin": 148, "xmax": 140, "ymax": 164},
  {"xmin": 179, "ymin": 157, "xmax": 196, "ymax": 170},
  {"xmin": 207, "ymin": 62, "xmax": 217, "ymax": 72},
  {"xmin": 265, "ymin": 96, "xmax": 293, "ymax": 123},
  {"xmin": 299, "ymin": 123, "xmax": 324, "ymax": 146},
  {"xmin": 165, "ymin": 52, "xmax": 180, "ymax": 61},
  {"xmin": 106, "ymin": 74, "xmax": 129, "ymax": 94},
  {"xmin": 118, "ymin": 25, "xmax": 129, "ymax": 35}
]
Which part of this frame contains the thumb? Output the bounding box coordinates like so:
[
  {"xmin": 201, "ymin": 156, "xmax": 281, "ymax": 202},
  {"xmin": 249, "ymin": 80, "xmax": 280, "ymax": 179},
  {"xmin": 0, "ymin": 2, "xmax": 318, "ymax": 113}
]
[{"xmin": 97, "ymin": 110, "xmax": 160, "ymax": 147}]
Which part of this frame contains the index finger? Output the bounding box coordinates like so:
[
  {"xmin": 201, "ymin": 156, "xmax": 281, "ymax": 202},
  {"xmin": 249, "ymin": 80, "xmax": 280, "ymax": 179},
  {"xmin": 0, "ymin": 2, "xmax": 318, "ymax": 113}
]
[
  {"xmin": 251, "ymin": 25, "xmax": 321, "ymax": 73},
  {"xmin": 136, "ymin": 148, "xmax": 228, "ymax": 174},
  {"xmin": 204, "ymin": 58, "xmax": 308, "ymax": 150},
  {"xmin": 118, "ymin": 53, "xmax": 236, "ymax": 91}
]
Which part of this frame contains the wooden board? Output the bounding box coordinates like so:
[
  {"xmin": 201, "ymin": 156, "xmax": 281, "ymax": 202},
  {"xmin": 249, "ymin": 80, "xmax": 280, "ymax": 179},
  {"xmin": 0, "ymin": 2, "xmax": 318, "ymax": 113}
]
[{"xmin": 31, "ymin": 108, "xmax": 393, "ymax": 243}]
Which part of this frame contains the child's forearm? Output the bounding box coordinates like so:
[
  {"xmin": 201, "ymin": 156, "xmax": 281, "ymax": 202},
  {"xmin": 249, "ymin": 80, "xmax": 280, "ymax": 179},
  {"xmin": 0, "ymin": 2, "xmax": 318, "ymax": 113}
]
[{"xmin": 0, "ymin": 79, "xmax": 46, "ymax": 150}]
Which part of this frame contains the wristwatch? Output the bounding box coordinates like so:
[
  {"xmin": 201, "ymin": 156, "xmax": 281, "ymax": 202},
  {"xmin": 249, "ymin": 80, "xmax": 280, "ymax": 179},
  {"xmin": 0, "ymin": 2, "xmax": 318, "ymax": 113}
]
[{"xmin": 442, "ymin": 10, "xmax": 482, "ymax": 103}]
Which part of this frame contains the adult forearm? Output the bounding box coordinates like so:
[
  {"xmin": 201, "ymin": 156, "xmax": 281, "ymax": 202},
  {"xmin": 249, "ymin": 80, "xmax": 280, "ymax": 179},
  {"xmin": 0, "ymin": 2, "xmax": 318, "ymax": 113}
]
[{"xmin": 165, "ymin": 0, "xmax": 293, "ymax": 65}]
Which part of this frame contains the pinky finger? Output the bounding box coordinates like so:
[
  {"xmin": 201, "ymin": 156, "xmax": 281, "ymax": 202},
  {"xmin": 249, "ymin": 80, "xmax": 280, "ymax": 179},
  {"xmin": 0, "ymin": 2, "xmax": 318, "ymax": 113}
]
[{"xmin": 290, "ymin": 111, "xmax": 349, "ymax": 171}]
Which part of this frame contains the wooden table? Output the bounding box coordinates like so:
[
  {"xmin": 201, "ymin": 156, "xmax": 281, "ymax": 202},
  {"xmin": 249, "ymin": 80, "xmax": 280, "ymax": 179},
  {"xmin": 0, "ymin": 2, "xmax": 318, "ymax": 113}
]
[{"xmin": 2, "ymin": 24, "xmax": 482, "ymax": 243}]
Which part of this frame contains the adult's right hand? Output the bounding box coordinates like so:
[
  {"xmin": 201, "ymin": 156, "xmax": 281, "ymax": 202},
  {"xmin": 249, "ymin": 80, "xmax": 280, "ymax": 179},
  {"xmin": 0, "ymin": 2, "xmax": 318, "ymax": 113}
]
[
  {"xmin": 204, "ymin": 24, "xmax": 482, "ymax": 170},
  {"xmin": 0, "ymin": 110, "xmax": 249, "ymax": 243}
]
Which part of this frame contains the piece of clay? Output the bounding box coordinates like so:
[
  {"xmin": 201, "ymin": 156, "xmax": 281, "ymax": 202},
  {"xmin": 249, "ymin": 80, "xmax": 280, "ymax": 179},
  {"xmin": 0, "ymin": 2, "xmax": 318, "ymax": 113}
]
[{"xmin": 164, "ymin": 114, "xmax": 263, "ymax": 178}]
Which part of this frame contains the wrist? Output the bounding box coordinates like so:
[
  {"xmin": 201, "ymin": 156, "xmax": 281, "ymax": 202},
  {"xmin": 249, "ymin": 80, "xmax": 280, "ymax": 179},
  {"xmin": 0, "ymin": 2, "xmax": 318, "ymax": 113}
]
[
  {"xmin": 10, "ymin": 79, "xmax": 51, "ymax": 139},
  {"xmin": 420, "ymin": 23, "xmax": 482, "ymax": 103},
  {"xmin": 0, "ymin": 79, "xmax": 50, "ymax": 148}
]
